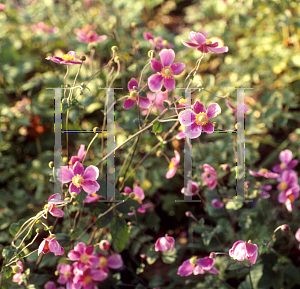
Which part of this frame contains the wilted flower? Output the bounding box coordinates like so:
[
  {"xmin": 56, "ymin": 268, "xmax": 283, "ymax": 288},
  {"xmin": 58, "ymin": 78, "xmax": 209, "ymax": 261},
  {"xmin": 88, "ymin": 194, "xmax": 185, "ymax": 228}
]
[
  {"xmin": 166, "ymin": 150, "xmax": 180, "ymax": 179},
  {"xmin": 155, "ymin": 235, "xmax": 175, "ymax": 252},
  {"xmin": 229, "ymin": 240, "xmax": 258, "ymax": 265},
  {"xmin": 143, "ymin": 32, "xmax": 174, "ymax": 50},
  {"xmin": 46, "ymin": 51, "xmax": 82, "ymax": 65},
  {"xmin": 273, "ymin": 149, "xmax": 298, "ymax": 173},
  {"xmin": 38, "ymin": 235, "xmax": 64, "ymax": 256},
  {"xmin": 148, "ymin": 49, "xmax": 185, "ymax": 92},
  {"xmin": 182, "ymin": 31, "xmax": 228, "ymax": 54},
  {"xmin": 47, "ymin": 194, "xmax": 65, "ymax": 218}
]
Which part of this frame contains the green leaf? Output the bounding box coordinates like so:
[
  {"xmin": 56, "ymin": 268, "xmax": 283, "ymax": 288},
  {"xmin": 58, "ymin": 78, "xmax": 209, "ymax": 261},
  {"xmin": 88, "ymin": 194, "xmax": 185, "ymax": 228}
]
[
  {"xmin": 201, "ymin": 231, "xmax": 214, "ymax": 246},
  {"xmin": 227, "ymin": 264, "xmax": 245, "ymax": 271},
  {"xmin": 146, "ymin": 245, "xmax": 158, "ymax": 265},
  {"xmin": 4, "ymin": 266, "xmax": 12, "ymax": 278},
  {"xmin": 153, "ymin": 120, "xmax": 162, "ymax": 133},
  {"xmin": 93, "ymin": 205, "xmax": 114, "ymax": 228},
  {"xmin": 2, "ymin": 246, "xmax": 16, "ymax": 261},
  {"xmin": 163, "ymin": 101, "xmax": 169, "ymax": 109},
  {"xmin": 162, "ymin": 248, "xmax": 177, "ymax": 264},
  {"xmin": 76, "ymin": 191, "xmax": 87, "ymax": 204},
  {"xmin": 111, "ymin": 216, "xmax": 129, "ymax": 252},
  {"xmin": 138, "ymin": 90, "xmax": 147, "ymax": 98},
  {"xmin": 116, "ymin": 198, "xmax": 141, "ymax": 214}
]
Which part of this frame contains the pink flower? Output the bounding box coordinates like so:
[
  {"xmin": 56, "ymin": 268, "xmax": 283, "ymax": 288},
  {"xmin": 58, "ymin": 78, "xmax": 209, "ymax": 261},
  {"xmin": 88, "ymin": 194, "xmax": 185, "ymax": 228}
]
[
  {"xmin": 32, "ymin": 22, "xmax": 59, "ymax": 34},
  {"xmin": 47, "ymin": 194, "xmax": 65, "ymax": 218},
  {"xmin": 166, "ymin": 150, "xmax": 180, "ymax": 179},
  {"xmin": 155, "ymin": 235, "xmax": 175, "ymax": 252},
  {"xmin": 38, "ymin": 236, "xmax": 64, "ymax": 256},
  {"xmin": 178, "ymin": 101, "xmax": 221, "ymax": 138},
  {"xmin": 181, "ymin": 180, "xmax": 199, "ymax": 196},
  {"xmin": 95, "ymin": 252, "xmax": 123, "ymax": 274},
  {"xmin": 46, "ymin": 51, "xmax": 82, "ymax": 65},
  {"xmin": 57, "ymin": 263, "xmax": 75, "ymax": 288},
  {"xmin": 148, "ymin": 49, "xmax": 185, "ymax": 92},
  {"xmin": 226, "ymin": 99, "xmax": 250, "ymax": 118},
  {"xmin": 123, "ymin": 78, "xmax": 151, "ymax": 110},
  {"xmin": 73, "ymin": 267, "xmax": 108, "ymax": 287},
  {"xmin": 249, "ymin": 168, "xmax": 278, "ymax": 179},
  {"xmin": 83, "ymin": 193, "xmax": 101, "ymax": 203},
  {"xmin": 122, "ymin": 186, "xmax": 148, "ymax": 214},
  {"xmin": 229, "ymin": 241, "xmax": 258, "ymax": 265},
  {"xmin": 295, "ymin": 229, "xmax": 300, "ymax": 249},
  {"xmin": 74, "ymin": 24, "xmax": 97, "ymax": 35},
  {"xmin": 201, "ymin": 164, "xmax": 217, "ymax": 190},
  {"xmin": 141, "ymin": 90, "xmax": 169, "ymax": 115},
  {"xmin": 143, "ymin": 32, "xmax": 174, "ymax": 50},
  {"xmin": 44, "ymin": 281, "xmax": 65, "ymax": 289},
  {"xmin": 273, "ymin": 149, "xmax": 298, "ymax": 173},
  {"xmin": 177, "ymin": 256, "xmax": 219, "ymax": 276},
  {"xmin": 58, "ymin": 161, "xmax": 100, "ymax": 195},
  {"xmin": 182, "ymin": 31, "xmax": 228, "ymax": 54},
  {"xmin": 211, "ymin": 199, "xmax": 224, "ymax": 208},
  {"xmin": 76, "ymin": 31, "xmax": 107, "ymax": 43},
  {"xmin": 68, "ymin": 242, "xmax": 100, "ymax": 270},
  {"xmin": 0, "ymin": 3, "xmax": 5, "ymax": 11},
  {"xmin": 99, "ymin": 240, "xmax": 110, "ymax": 251},
  {"xmin": 11, "ymin": 261, "xmax": 24, "ymax": 285},
  {"xmin": 255, "ymin": 185, "xmax": 272, "ymax": 199},
  {"xmin": 70, "ymin": 144, "xmax": 87, "ymax": 167}
]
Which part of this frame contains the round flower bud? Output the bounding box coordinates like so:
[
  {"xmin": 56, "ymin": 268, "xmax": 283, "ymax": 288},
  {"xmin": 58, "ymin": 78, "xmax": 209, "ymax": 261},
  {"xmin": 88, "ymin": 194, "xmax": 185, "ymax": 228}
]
[
  {"xmin": 140, "ymin": 254, "xmax": 147, "ymax": 259},
  {"xmin": 49, "ymin": 234, "xmax": 56, "ymax": 238},
  {"xmin": 114, "ymin": 56, "xmax": 119, "ymax": 62},
  {"xmin": 73, "ymin": 201, "xmax": 78, "ymax": 206},
  {"xmin": 64, "ymin": 197, "xmax": 70, "ymax": 202},
  {"xmin": 55, "ymin": 270, "xmax": 59, "ymax": 276},
  {"xmin": 49, "ymin": 161, "xmax": 54, "ymax": 168},
  {"xmin": 12, "ymin": 265, "xmax": 22, "ymax": 273},
  {"xmin": 156, "ymin": 150, "xmax": 162, "ymax": 157},
  {"xmin": 71, "ymin": 192, "xmax": 77, "ymax": 199},
  {"xmin": 111, "ymin": 46, "xmax": 118, "ymax": 51},
  {"xmin": 129, "ymin": 206, "xmax": 135, "ymax": 211},
  {"xmin": 209, "ymin": 252, "xmax": 216, "ymax": 258},
  {"xmin": 93, "ymin": 127, "xmax": 99, "ymax": 133},
  {"xmin": 185, "ymin": 211, "xmax": 192, "ymax": 217},
  {"xmin": 119, "ymin": 177, "xmax": 124, "ymax": 183},
  {"xmin": 281, "ymin": 224, "xmax": 290, "ymax": 231},
  {"xmin": 129, "ymin": 193, "xmax": 136, "ymax": 199},
  {"xmin": 131, "ymin": 22, "xmax": 136, "ymax": 27},
  {"xmin": 148, "ymin": 50, "xmax": 155, "ymax": 58},
  {"xmin": 36, "ymin": 228, "xmax": 40, "ymax": 233},
  {"xmin": 99, "ymin": 240, "xmax": 110, "ymax": 250},
  {"xmin": 79, "ymin": 55, "xmax": 86, "ymax": 61}
]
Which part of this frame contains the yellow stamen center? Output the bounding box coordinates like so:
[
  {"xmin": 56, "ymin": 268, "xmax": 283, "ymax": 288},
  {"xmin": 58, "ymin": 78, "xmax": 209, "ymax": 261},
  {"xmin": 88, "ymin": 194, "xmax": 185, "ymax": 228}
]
[
  {"xmin": 190, "ymin": 256, "xmax": 198, "ymax": 266},
  {"xmin": 84, "ymin": 276, "xmax": 92, "ymax": 285},
  {"xmin": 178, "ymin": 99, "xmax": 185, "ymax": 104},
  {"xmin": 280, "ymin": 163, "xmax": 286, "ymax": 170},
  {"xmin": 206, "ymin": 173, "xmax": 210, "ymax": 178},
  {"xmin": 259, "ymin": 168, "xmax": 268, "ymax": 174},
  {"xmin": 129, "ymin": 90, "xmax": 138, "ymax": 101},
  {"xmin": 80, "ymin": 253, "xmax": 89, "ymax": 264},
  {"xmin": 195, "ymin": 112, "xmax": 208, "ymax": 126},
  {"xmin": 279, "ymin": 181, "xmax": 287, "ymax": 191},
  {"xmin": 169, "ymin": 161, "xmax": 175, "ymax": 169},
  {"xmin": 99, "ymin": 256, "xmax": 107, "ymax": 268},
  {"xmin": 62, "ymin": 54, "xmax": 75, "ymax": 61},
  {"xmin": 288, "ymin": 194, "xmax": 294, "ymax": 203},
  {"xmin": 161, "ymin": 66, "xmax": 173, "ymax": 79},
  {"xmin": 72, "ymin": 174, "xmax": 84, "ymax": 188},
  {"xmin": 206, "ymin": 39, "xmax": 212, "ymax": 44}
]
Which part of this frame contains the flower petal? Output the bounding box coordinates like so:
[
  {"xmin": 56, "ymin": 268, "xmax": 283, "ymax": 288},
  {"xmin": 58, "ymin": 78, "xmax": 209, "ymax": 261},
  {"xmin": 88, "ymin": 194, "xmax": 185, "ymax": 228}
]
[
  {"xmin": 178, "ymin": 109, "xmax": 196, "ymax": 126},
  {"xmin": 207, "ymin": 46, "xmax": 229, "ymax": 53},
  {"xmin": 123, "ymin": 98, "xmax": 135, "ymax": 109},
  {"xmin": 83, "ymin": 165, "xmax": 99, "ymax": 181},
  {"xmin": 177, "ymin": 259, "xmax": 194, "ymax": 276},
  {"xmin": 58, "ymin": 167, "xmax": 74, "ymax": 183},
  {"xmin": 77, "ymin": 144, "xmax": 86, "ymax": 160},
  {"xmin": 82, "ymin": 180, "xmax": 100, "ymax": 194},
  {"xmin": 197, "ymin": 257, "xmax": 214, "ymax": 270},
  {"xmin": 189, "ymin": 32, "xmax": 206, "ymax": 45},
  {"xmin": 144, "ymin": 32, "xmax": 154, "ymax": 41},
  {"xmin": 202, "ymin": 122, "xmax": 214, "ymax": 134},
  {"xmin": 170, "ymin": 63, "xmax": 185, "ymax": 75},
  {"xmin": 166, "ymin": 167, "xmax": 177, "ymax": 179},
  {"xmin": 207, "ymin": 103, "xmax": 221, "ymax": 118},
  {"xmin": 69, "ymin": 183, "xmax": 81, "ymax": 194},
  {"xmin": 159, "ymin": 49, "xmax": 175, "ymax": 67},
  {"xmin": 164, "ymin": 77, "xmax": 175, "ymax": 91},
  {"xmin": 133, "ymin": 186, "xmax": 145, "ymax": 200},
  {"xmin": 128, "ymin": 78, "xmax": 139, "ymax": 91},
  {"xmin": 50, "ymin": 208, "xmax": 65, "ymax": 218},
  {"xmin": 151, "ymin": 59, "xmax": 163, "ymax": 72},
  {"xmin": 148, "ymin": 74, "xmax": 163, "ymax": 92},
  {"xmin": 279, "ymin": 149, "xmax": 293, "ymax": 164},
  {"xmin": 181, "ymin": 40, "xmax": 200, "ymax": 48},
  {"xmin": 137, "ymin": 96, "xmax": 151, "ymax": 108},
  {"xmin": 73, "ymin": 161, "xmax": 84, "ymax": 176},
  {"xmin": 193, "ymin": 101, "xmax": 206, "ymax": 114},
  {"xmin": 107, "ymin": 254, "xmax": 123, "ymax": 269}
]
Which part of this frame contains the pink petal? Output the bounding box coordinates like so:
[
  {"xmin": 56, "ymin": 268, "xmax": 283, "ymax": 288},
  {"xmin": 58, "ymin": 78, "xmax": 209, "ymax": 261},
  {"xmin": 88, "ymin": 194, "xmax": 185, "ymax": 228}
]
[
  {"xmin": 128, "ymin": 78, "xmax": 139, "ymax": 91},
  {"xmin": 107, "ymin": 254, "xmax": 123, "ymax": 269},
  {"xmin": 295, "ymin": 228, "xmax": 300, "ymax": 242},
  {"xmin": 83, "ymin": 165, "xmax": 99, "ymax": 181},
  {"xmin": 144, "ymin": 32, "xmax": 154, "ymax": 41},
  {"xmin": 74, "ymin": 242, "xmax": 86, "ymax": 255},
  {"xmin": 181, "ymin": 40, "xmax": 200, "ymax": 48},
  {"xmin": 193, "ymin": 101, "xmax": 206, "ymax": 114},
  {"xmin": 279, "ymin": 149, "xmax": 293, "ymax": 164},
  {"xmin": 225, "ymin": 99, "xmax": 235, "ymax": 110},
  {"xmin": 68, "ymin": 250, "xmax": 80, "ymax": 261},
  {"xmin": 159, "ymin": 49, "xmax": 175, "ymax": 67},
  {"xmin": 177, "ymin": 259, "xmax": 194, "ymax": 276},
  {"xmin": 133, "ymin": 186, "xmax": 145, "ymax": 200},
  {"xmin": 77, "ymin": 144, "xmax": 86, "ymax": 160},
  {"xmin": 95, "ymin": 35, "xmax": 107, "ymax": 42},
  {"xmin": 124, "ymin": 187, "xmax": 132, "ymax": 194},
  {"xmin": 148, "ymin": 74, "xmax": 163, "ymax": 92},
  {"xmin": 50, "ymin": 208, "xmax": 65, "ymax": 218},
  {"xmin": 278, "ymin": 191, "xmax": 287, "ymax": 203},
  {"xmin": 67, "ymin": 51, "xmax": 76, "ymax": 59},
  {"xmin": 272, "ymin": 164, "xmax": 281, "ymax": 173},
  {"xmin": 48, "ymin": 193, "xmax": 62, "ymax": 203},
  {"xmin": 209, "ymin": 267, "xmax": 220, "ymax": 274},
  {"xmin": 178, "ymin": 109, "xmax": 196, "ymax": 126},
  {"xmin": 69, "ymin": 183, "xmax": 81, "ymax": 194},
  {"xmin": 151, "ymin": 59, "xmax": 163, "ymax": 72},
  {"xmin": 185, "ymin": 125, "xmax": 202, "ymax": 139},
  {"xmin": 207, "ymin": 103, "xmax": 221, "ymax": 118},
  {"xmin": 38, "ymin": 239, "xmax": 46, "ymax": 255},
  {"xmin": 197, "ymin": 257, "xmax": 214, "ymax": 270},
  {"xmin": 164, "ymin": 77, "xmax": 175, "ymax": 91},
  {"xmin": 170, "ymin": 63, "xmax": 185, "ymax": 75},
  {"xmin": 59, "ymin": 167, "xmax": 74, "ymax": 183},
  {"xmin": 176, "ymin": 131, "xmax": 185, "ymax": 139},
  {"xmin": 82, "ymin": 180, "xmax": 100, "ymax": 194},
  {"xmin": 138, "ymin": 96, "xmax": 151, "ymax": 108},
  {"xmin": 207, "ymin": 46, "xmax": 229, "ymax": 53},
  {"xmin": 123, "ymin": 98, "xmax": 135, "ymax": 109},
  {"xmin": 49, "ymin": 239, "xmax": 64, "ymax": 256},
  {"xmin": 166, "ymin": 167, "xmax": 177, "ymax": 179},
  {"xmin": 289, "ymin": 159, "xmax": 298, "ymax": 169},
  {"xmin": 73, "ymin": 161, "xmax": 84, "ymax": 176},
  {"xmin": 189, "ymin": 32, "xmax": 206, "ymax": 45},
  {"xmin": 174, "ymin": 150, "xmax": 180, "ymax": 163},
  {"xmin": 91, "ymin": 269, "xmax": 108, "ymax": 281},
  {"xmin": 245, "ymin": 242, "xmax": 258, "ymax": 257},
  {"xmin": 194, "ymin": 265, "xmax": 205, "ymax": 275},
  {"xmin": 202, "ymin": 122, "xmax": 214, "ymax": 134}
]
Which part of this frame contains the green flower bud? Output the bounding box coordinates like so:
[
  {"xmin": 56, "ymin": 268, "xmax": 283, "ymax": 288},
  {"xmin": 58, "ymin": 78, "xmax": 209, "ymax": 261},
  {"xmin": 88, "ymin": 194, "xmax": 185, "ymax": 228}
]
[
  {"xmin": 79, "ymin": 55, "xmax": 86, "ymax": 61},
  {"xmin": 129, "ymin": 193, "xmax": 135, "ymax": 199},
  {"xmin": 49, "ymin": 161, "xmax": 54, "ymax": 168},
  {"xmin": 111, "ymin": 46, "xmax": 118, "ymax": 51},
  {"xmin": 156, "ymin": 150, "xmax": 162, "ymax": 157},
  {"xmin": 12, "ymin": 265, "xmax": 22, "ymax": 273},
  {"xmin": 71, "ymin": 192, "xmax": 77, "ymax": 199},
  {"xmin": 49, "ymin": 234, "xmax": 56, "ymax": 238},
  {"xmin": 114, "ymin": 56, "xmax": 119, "ymax": 62},
  {"xmin": 129, "ymin": 206, "xmax": 135, "ymax": 211},
  {"xmin": 148, "ymin": 50, "xmax": 155, "ymax": 58}
]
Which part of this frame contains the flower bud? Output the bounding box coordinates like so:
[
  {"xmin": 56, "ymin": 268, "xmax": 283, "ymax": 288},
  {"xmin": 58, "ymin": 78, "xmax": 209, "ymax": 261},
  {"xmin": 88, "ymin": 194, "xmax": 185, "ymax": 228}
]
[
  {"xmin": 79, "ymin": 55, "xmax": 86, "ymax": 61},
  {"xmin": 140, "ymin": 254, "xmax": 147, "ymax": 259},
  {"xmin": 49, "ymin": 161, "xmax": 54, "ymax": 168},
  {"xmin": 93, "ymin": 127, "xmax": 99, "ymax": 133},
  {"xmin": 281, "ymin": 224, "xmax": 290, "ymax": 231},
  {"xmin": 12, "ymin": 265, "xmax": 22, "ymax": 273},
  {"xmin": 131, "ymin": 22, "xmax": 136, "ymax": 28},
  {"xmin": 148, "ymin": 50, "xmax": 155, "ymax": 58},
  {"xmin": 209, "ymin": 252, "xmax": 216, "ymax": 258},
  {"xmin": 114, "ymin": 56, "xmax": 119, "ymax": 62},
  {"xmin": 49, "ymin": 234, "xmax": 56, "ymax": 238},
  {"xmin": 162, "ymin": 40, "xmax": 168, "ymax": 46},
  {"xmin": 36, "ymin": 228, "xmax": 40, "ymax": 233},
  {"xmin": 55, "ymin": 270, "xmax": 59, "ymax": 276},
  {"xmin": 73, "ymin": 201, "xmax": 78, "ymax": 206},
  {"xmin": 129, "ymin": 193, "xmax": 136, "ymax": 199},
  {"xmin": 119, "ymin": 177, "xmax": 124, "ymax": 183},
  {"xmin": 71, "ymin": 192, "xmax": 77, "ymax": 199},
  {"xmin": 64, "ymin": 197, "xmax": 70, "ymax": 202},
  {"xmin": 185, "ymin": 211, "xmax": 192, "ymax": 217},
  {"xmin": 129, "ymin": 206, "xmax": 135, "ymax": 212},
  {"xmin": 111, "ymin": 46, "xmax": 118, "ymax": 51},
  {"xmin": 156, "ymin": 150, "xmax": 162, "ymax": 157},
  {"xmin": 99, "ymin": 240, "xmax": 110, "ymax": 250},
  {"xmin": 220, "ymin": 164, "xmax": 230, "ymax": 171}
]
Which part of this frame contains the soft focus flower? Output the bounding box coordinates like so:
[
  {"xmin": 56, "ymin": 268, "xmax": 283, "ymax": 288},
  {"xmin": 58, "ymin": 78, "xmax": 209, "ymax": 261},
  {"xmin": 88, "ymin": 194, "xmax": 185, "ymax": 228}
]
[
  {"xmin": 58, "ymin": 161, "xmax": 100, "ymax": 195},
  {"xmin": 76, "ymin": 31, "xmax": 107, "ymax": 43},
  {"xmin": 32, "ymin": 22, "xmax": 59, "ymax": 34},
  {"xmin": 122, "ymin": 186, "xmax": 148, "ymax": 214},
  {"xmin": 0, "ymin": 3, "xmax": 5, "ymax": 10},
  {"xmin": 229, "ymin": 240, "xmax": 258, "ymax": 265},
  {"xmin": 38, "ymin": 236, "xmax": 64, "ymax": 256},
  {"xmin": 83, "ymin": 193, "xmax": 101, "ymax": 203},
  {"xmin": 148, "ymin": 49, "xmax": 185, "ymax": 92},
  {"xmin": 254, "ymin": 185, "xmax": 272, "ymax": 199},
  {"xmin": 73, "ymin": 267, "xmax": 108, "ymax": 287},
  {"xmin": 211, "ymin": 199, "xmax": 224, "ymax": 208},
  {"xmin": 143, "ymin": 32, "xmax": 174, "ymax": 50},
  {"xmin": 178, "ymin": 101, "xmax": 221, "ymax": 138},
  {"xmin": 68, "ymin": 242, "xmax": 100, "ymax": 270},
  {"xmin": 57, "ymin": 263, "xmax": 74, "ymax": 288},
  {"xmin": 166, "ymin": 150, "xmax": 180, "ymax": 179},
  {"xmin": 182, "ymin": 31, "xmax": 228, "ymax": 54},
  {"xmin": 181, "ymin": 180, "xmax": 199, "ymax": 196},
  {"xmin": 46, "ymin": 51, "xmax": 82, "ymax": 65},
  {"xmin": 201, "ymin": 164, "xmax": 217, "ymax": 190},
  {"xmin": 99, "ymin": 240, "xmax": 110, "ymax": 251},
  {"xmin": 74, "ymin": 24, "xmax": 97, "ymax": 35},
  {"xmin": 177, "ymin": 256, "xmax": 219, "ymax": 276},
  {"xmin": 226, "ymin": 99, "xmax": 250, "ymax": 117},
  {"xmin": 272, "ymin": 149, "xmax": 298, "ymax": 173},
  {"xmin": 295, "ymin": 229, "xmax": 300, "ymax": 248},
  {"xmin": 44, "ymin": 281, "xmax": 64, "ymax": 289},
  {"xmin": 70, "ymin": 144, "xmax": 87, "ymax": 167},
  {"xmin": 249, "ymin": 168, "xmax": 278, "ymax": 179},
  {"xmin": 123, "ymin": 78, "xmax": 151, "ymax": 110},
  {"xmin": 141, "ymin": 90, "xmax": 169, "ymax": 115},
  {"xmin": 11, "ymin": 261, "xmax": 24, "ymax": 285},
  {"xmin": 155, "ymin": 235, "xmax": 175, "ymax": 252},
  {"xmin": 47, "ymin": 193, "xmax": 65, "ymax": 218}
]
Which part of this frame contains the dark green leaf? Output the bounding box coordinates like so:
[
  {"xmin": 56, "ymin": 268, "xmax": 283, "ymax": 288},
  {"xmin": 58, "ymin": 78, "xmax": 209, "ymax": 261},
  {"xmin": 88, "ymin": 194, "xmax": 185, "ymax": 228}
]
[
  {"xmin": 4, "ymin": 266, "xmax": 12, "ymax": 278},
  {"xmin": 111, "ymin": 216, "xmax": 129, "ymax": 252},
  {"xmin": 153, "ymin": 120, "xmax": 162, "ymax": 133}
]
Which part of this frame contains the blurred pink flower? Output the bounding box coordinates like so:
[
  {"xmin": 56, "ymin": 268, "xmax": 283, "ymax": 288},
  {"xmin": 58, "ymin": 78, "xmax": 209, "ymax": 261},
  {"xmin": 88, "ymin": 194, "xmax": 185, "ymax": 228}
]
[
  {"xmin": 273, "ymin": 149, "xmax": 298, "ymax": 173},
  {"xmin": 249, "ymin": 168, "xmax": 278, "ymax": 179},
  {"xmin": 229, "ymin": 240, "xmax": 258, "ymax": 264},
  {"xmin": 226, "ymin": 99, "xmax": 250, "ymax": 118},
  {"xmin": 144, "ymin": 32, "xmax": 174, "ymax": 50},
  {"xmin": 38, "ymin": 236, "xmax": 64, "ymax": 256},
  {"xmin": 166, "ymin": 150, "xmax": 180, "ymax": 179},
  {"xmin": 0, "ymin": 3, "xmax": 5, "ymax": 10},
  {"xmin": 155, "ymin": 235, "xmax": 175, "ymax": 252},
  {"xmin": 74, "ymin": 24, "xmax": 97, "ymax": 35},
  {"xmin": 11, "ymin": 261, "xmax": 24, "ymax": 285},
  {"xmin": 123, "ymin": 186, "xmax": 149, "ymax": 214},
  {"xmin": 142, "ymin": 90, "xmax": 169, "ymax": 115},
  {"xmin": 47, "ymin": 194, "xmax": 65, "ymax": 218},
  {"xmin": 181, "ymin": 180, "xmax": 199, "ymax": 196},
  {"xmin": 148, "ymin": 49, "xmax": 185, "ymax": 92},
  {"xmin": 32, "ymin": 22, "xmax": 59, "ymax": 34},
  {"xmin": 77, "ymin": 31, "xmax": 107, "ymax": 43},
  {"xmin": 211, "ymin": 199, "xmax": 224, "ymax": 208},
  {"xmin": 83, "ymin": 193, "xmax": 101, "ymax": 203},
  {"xmin": 57, "ymin": 263, "xmax": 74, "ymax": 288},
  {"xmin": 46, "ymin": 51, "xmax": 82, "ymax": 65},
  {"xmin": 70, "ymin": 144, "xmax": 86, "ymax": 167},
  {"xmin": 201, "ymin": 164, "xmax": 217, "ymax": 190},
  {"xmin": 182, "ymin": 31, "xmax": 228, "ymax": 54},
  {"xmin": 44, "ymin": 281, "xmax": 64, "ymax": 289}
]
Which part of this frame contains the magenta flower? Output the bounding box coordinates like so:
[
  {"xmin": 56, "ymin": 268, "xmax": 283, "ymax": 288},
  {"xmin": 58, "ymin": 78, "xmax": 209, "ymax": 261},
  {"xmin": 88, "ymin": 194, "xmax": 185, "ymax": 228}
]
[
  {"xmin": 99, "ymin": 240, "xmax": 110, "ymax": 251},
  {"xmin": 38, "ymin": 236, "xmax": 64, "ymax": 256},
  {"xmin": 295, "ymin": 229, "xmax": 300, "ymax": 249},
  {"xmin": 181, "ymin": 180, "xmax": 199, "ymax": 196},
  {"xmin": 211, "ymin": 199, "xmax": 224, "ymax": 208},
  {"xmin": 166, "ymin": 150, "xmax": 180, "ymax": 179},
  {"xmin": 83, "ymin": 193, "xmax": 101, "ymax": 203},
  {"xmin": 0, "ymin": 3, "xmax": 5, "ymax": 11},
  {"xmin": 226, "ymin": 99, "xmax": 250, "ymax": 118},
  {"xmin": 57, "ymin": 263, "xmax": 75, "ymax": 288},
  {"xmin": 123, "ymin": 186, "xmax": 147, "ymax": 214},
  {"xmin": 143, "ymin": 32, "xmax": 174, "ymax": 50},
  {"xmin": 76, "ymin": 31, "xmax": 107, "ymax": 43},
  {"xmin": 47, "ymin": 194, "xmax": 65, "ymax": 218},
  {"xmin": 58, "ymin": 161, "xmax": 100, "ymax": 195},
  {"xmin": 229, "ymin": 241, "xmax": 258, "ymax": 265},
  {"xmin": 148, "ymin": 49, "xmax": 185, "ymax": 92},
  {"xmin": 201, "ymin": 164, "xmax": 217, "ymax": 190},
  {"xmin": 11, "ymin": 261, "xmax": 24, "ymax": 285},
  {"xmin": 273, "ymin": 149, "xmax": 298, "ymax": 173},
  {"xmin": 32, "ymin": 22, "xmax": 59, "ymax": 34},
  {"xmin": 70, "ymin": 144, "xmax": 87, "ymax": 167},
  {"xmin": 44, "ymin": 281, "xmax": 65, "ymax": 289},
  {"xmin": 123, "ymin": 78, "xmax": 151, "ymax": 110},
  {"xmin": 141, "ymin": 90, "xmax": 169, "ymax": 115},
  {"xmin": 46, "ymin": 51, "xmax": 82, "ymax": 65},
  {"xmin": 68, "ymin": 242, "xmax": 100, "ymax": 270},
  {"xmin": 95, "ymin": 252, "xmax": 123, "ymax": 274},
  {"xmin": 73, "ymin": 267, "xmax": 108, "ymax": 288},
  {"xmin": 155, "ymin": 235, "xmax": 175, "ymax": 252},
  {"xmin": 177, "ymin": 256, "xmax": 219, "ymax": 276},
  {"xmin": 182, "ymin": 31, "xmax": 228, "ymax": 54},
  {"xmin": 178, "ymin": 101, "xmax": 221, "ymax": 138},
  {"xmin": 249, "ymin": 168, "xmax": 278, "ymax": 179}
]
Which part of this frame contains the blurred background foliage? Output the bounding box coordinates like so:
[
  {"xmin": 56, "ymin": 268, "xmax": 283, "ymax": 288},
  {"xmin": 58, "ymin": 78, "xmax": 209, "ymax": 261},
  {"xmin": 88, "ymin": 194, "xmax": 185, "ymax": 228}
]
[{"xmin": 0, "ymin": 0, "xmax": 300, "ymax": 288}]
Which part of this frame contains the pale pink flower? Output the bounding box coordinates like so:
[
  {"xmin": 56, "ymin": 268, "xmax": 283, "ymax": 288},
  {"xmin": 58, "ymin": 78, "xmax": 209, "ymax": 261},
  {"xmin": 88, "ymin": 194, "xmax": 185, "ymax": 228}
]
[
  {"xmin": 166, "ymin": 150, "xmax": 180, "ymax": 179},
  {"xmin": 70, "ymin": 144, "xmax": 86, "ymax": 167},
  {"xmin": 11, "ymin": 261, "xmax": 24, "ymax": 285},
  {"xmin": 46, "ymin": 51, "xmax": 81, "ymax": 65},
  {"xmin": 155, "ymin": 235, "xmax": 175, "ymax": 252},
  {"xmin": 143, "ymin": 32, "xmax": 174, "ymax": 50},
  {"xmin": 201, "ymin": 164, "xmax": 217, "ymax": 190},
  {"xmin": 32, "ymin": 22, "xmax": 59, "ymax": 34},
  {"xmin": 38, "ymin": 236, "xmax": 64, "ymax": 256},
  {"xmin": 181, "ymin": 180, "xmax": 199, "ymax": 196},
  {"xmin": 76, "ymin": 31, "xmax": 107, "ymax": 43},
  {"xmin": 249, "ymin": 168, "xmax": 278, "ymax": 179},
  {"xmin": 273, "ymin": 149, "xmax": 298, "ymax": 173},
  {"xmin": 211, "ymin": 199, "xmax": 224, "ymax": 208},
  {"xmin": 229, "ymin": 241, "xmax": 258, "ymax": 265},
  {"xmin": 47, "ymin": 194, "xmax": 65, "ymax": 218}
]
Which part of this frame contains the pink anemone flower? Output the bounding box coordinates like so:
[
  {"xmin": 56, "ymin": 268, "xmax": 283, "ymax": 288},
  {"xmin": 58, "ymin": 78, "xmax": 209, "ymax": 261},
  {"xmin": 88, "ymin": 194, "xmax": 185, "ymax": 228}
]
[
  {"xmin": 273, "ymin": 149, "xmax": 298, "ymax": 173},
  {"xmin": 249, "ymin": 168, "xmax": 278, "ymax": 179},
  {"xmin": 201, "ymin": 164, "xmax": 217, "ymax": 190},
  {"xmin": 47, "ymin": 194, "xmax": 65, "ymax": 218},
  {"xmin": 181, "ymin": 180, "xmax": 199, "ymax": 196},
  {"xmin": 182, "ymin": 31, "xmax": 228, "ymax": 54},
  {"xmin": 166, "ymin": 150, "xmax": 180, "ymax": 179},
  {"xmin": 148, "ymin": 49, "xmax": 185, "ymax": 92},
  {"xmin": 123, "ymin": 78, "xmax": 151, "ymax": 110},
  {"xmin": 178, "ymin": 101, "xmax": 221, "ymax": 138},
  {"xmin": 38, "ymin": 236, "xmax": 64, "ymax": 256},
  {"xmin": 57, "ymin": 263, "xmax": 75, "ymax": 288},
  {"xmin": 73, "ymin": 267, "xmax": 108, "ymax": 287},
  {"xmin": 58, "ymin": 161, "xmax": 100, "ymax": 195},
  {"xmin": 226, "ymin": 99, "xmax": 250, "ymax": 118},
  {"xmin": 143, "ymin": 32, "xmax": 174, "ymax": 50},
  {"xmin": 76, "ymin": 32, "xmax": 107, "ymax": 43},
  {"xmin": 44, "ymin": 281, "xmax": 65, "ymax": 289},
  {"xmin": 70, "ymin": 144, "xmax": 86, "ymax": 167},
  {"xmin": 123, "ymin": 186, "xmax": 148, "ymax": 214},
  {"xmin": 96, "ymin": 252, "xmax": 124, "ymax": 272},
  {"xmin": 211, "ymin": 199, "xmax": 224, "ymax": 208},
  {"xmin": 229, "ymin": 240, "xmax": 258, "ymax": 265},
  {"xmin": 155, "ymin": 235, "xmax": 175, "ymax": 252},
  {"xmin": 46, "ymin": 51, "xmax": 82, "ymax": 65}
]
